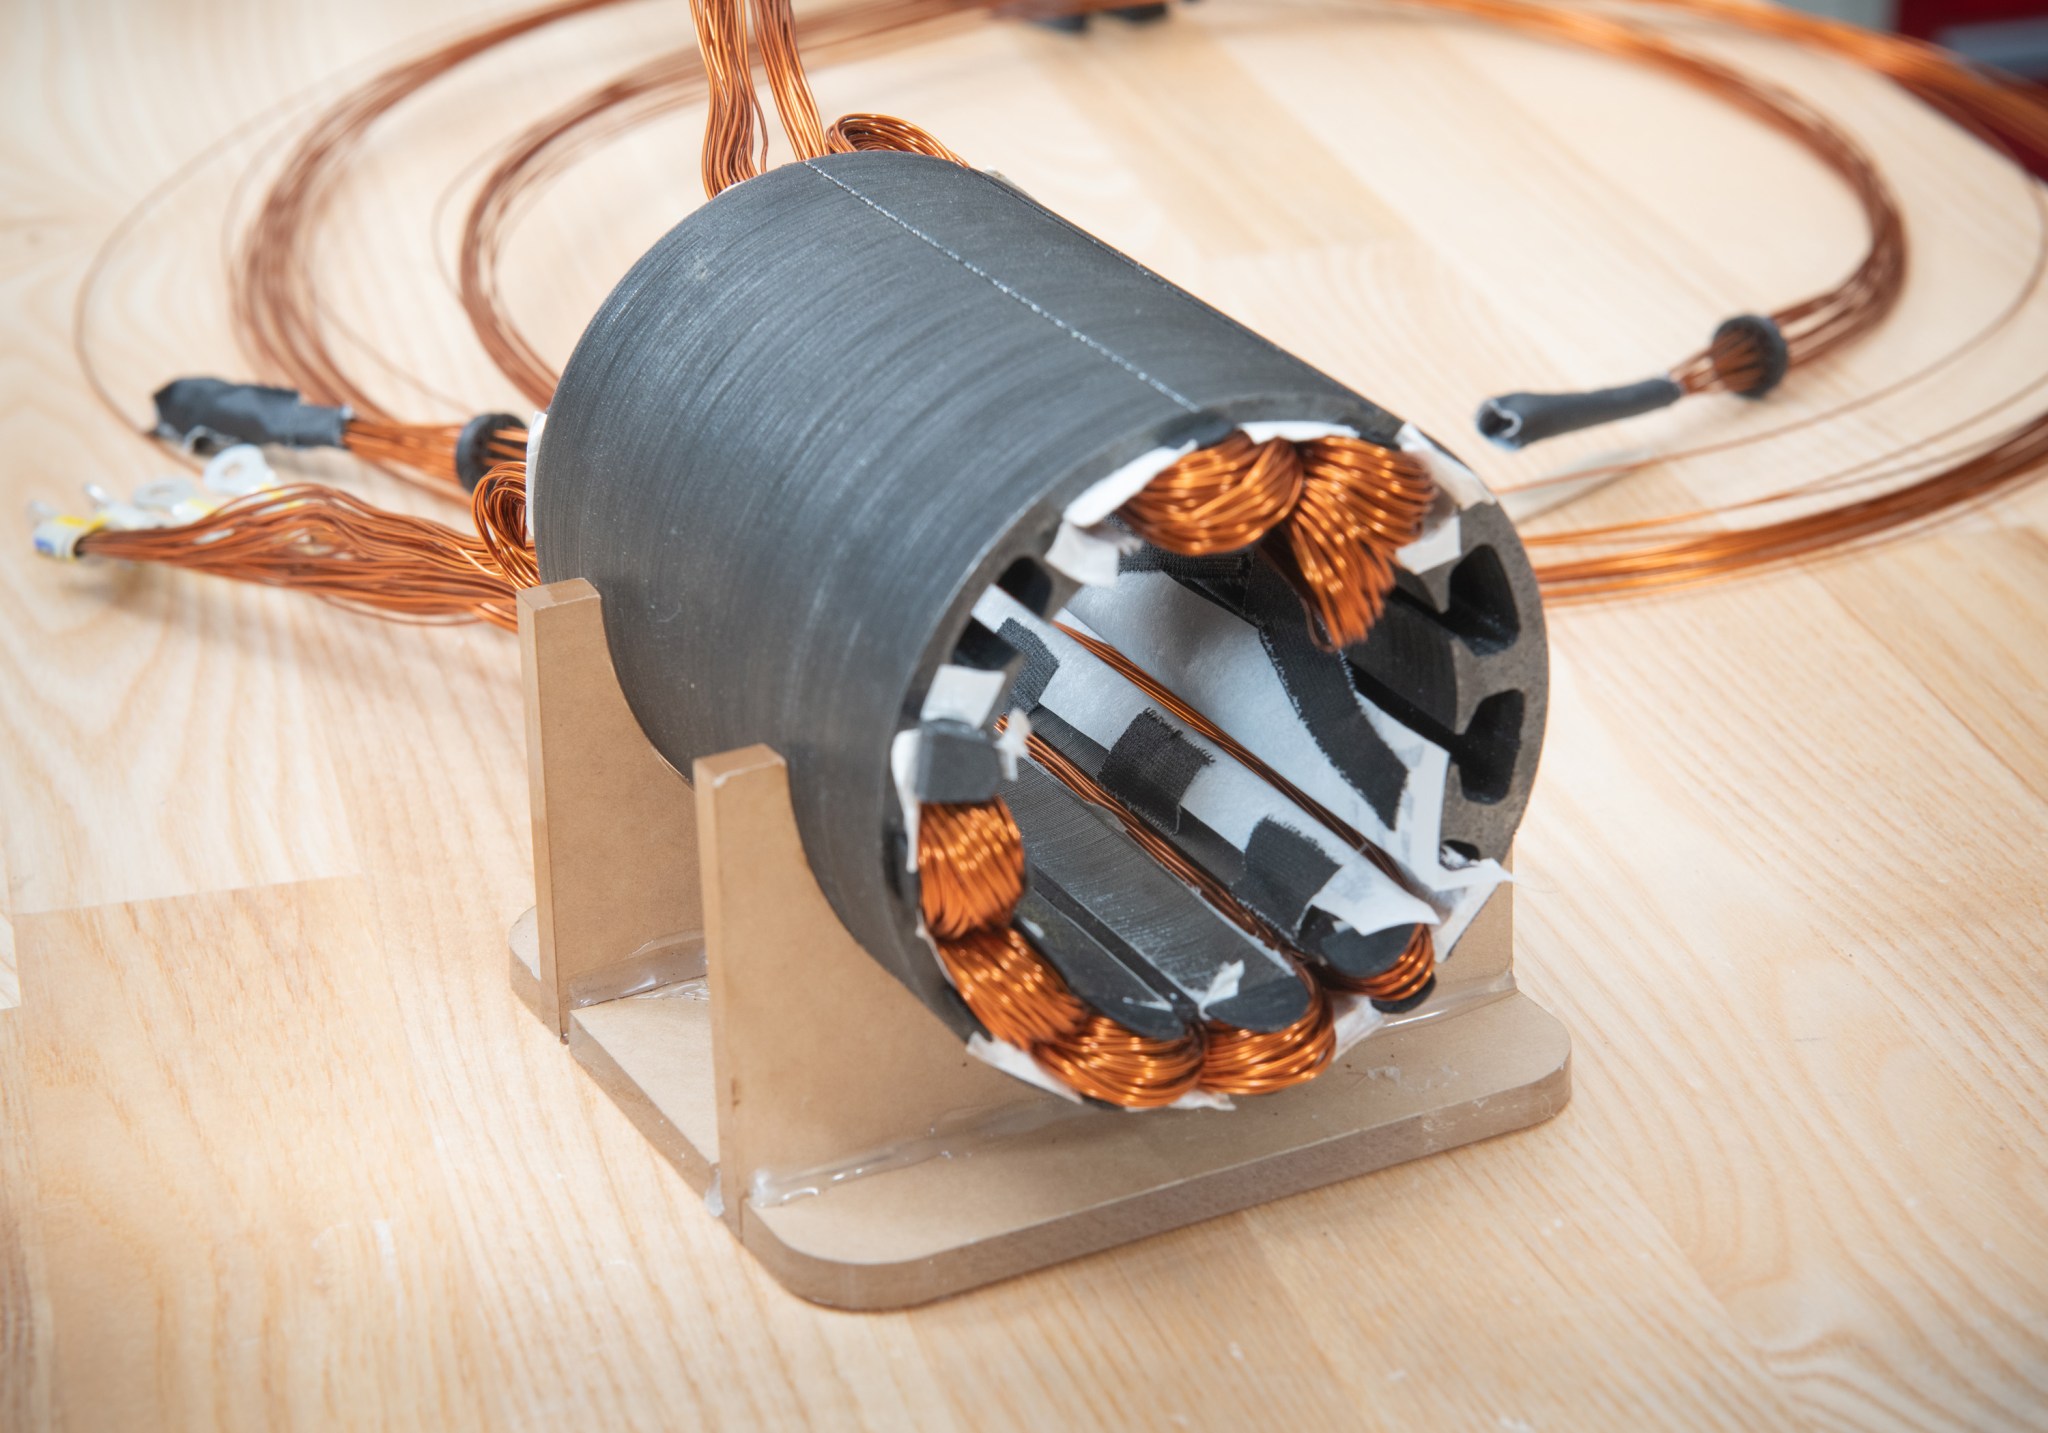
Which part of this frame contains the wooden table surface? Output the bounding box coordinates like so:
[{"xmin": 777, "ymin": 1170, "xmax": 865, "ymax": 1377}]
[{"xmin": 5, "ymin": 0, "xmax": 2047, "ymax": 1427}]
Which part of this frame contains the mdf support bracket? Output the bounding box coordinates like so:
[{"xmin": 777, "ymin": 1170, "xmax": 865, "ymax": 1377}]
[{"xmin": 512, "ymin": 577, "xmax": 1571, "ymax": 1310}]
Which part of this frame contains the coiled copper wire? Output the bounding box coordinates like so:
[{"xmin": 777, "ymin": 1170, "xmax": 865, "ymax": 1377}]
[
  {"xmin": 917, "ymin": 798, "xmax": 1028, "ymax": 937},
  {"xmin": 1119, "ymin": 430, "xmax": 1303, "ymax": 556},
  {"xmin": 915, "ymin": 791, "xmax": 1211, "ymax": 1106},
  {"xmin": 472, "ymin": 460, "xmax": 541, "ymax": 590},
  {"xmin": 1277, "ymin": 435, "xmax": 1438, "ymax": 649},
  {"xmin": 1035, "ymin": 1013, "xmax": 1207, "ymax": 1109},
  {"xmin": 1200, "ymin": 971, "xmax": 1336, "ymax": 1097},
  {"xmin": 1318, "ymin": 924, "xmax": 1436, "ymax": 1006},
  {"xmin": 932, "ymin": 924, "xmax": 1089, "ymax": 1047},
  {"xmin": 1121, "ymin": 430, "xmax": 1434, "ymax": 648}
]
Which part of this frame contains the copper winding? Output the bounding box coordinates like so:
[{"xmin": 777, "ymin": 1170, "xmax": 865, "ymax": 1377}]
[
  {"xmin": 913, "ymin": 792, "xmax": 1210, "ymax": 1106},
  {"xmin": 930, "ymin": 925, "xmax": 1089, "ymax": 1047},
  {"xmin": 472, "ymin": 461, "xmax": 541, "ymax": 590},
  {"xmin": 1120, "ymin": 429, "xmax": 1303, "ymax": 556},
  {"xmin": 1120, "ymin": 431, "xmax": 1436, "ymax": 649},
  {"xmin": 1200, "ymin": 970, "xmax": 1336, "ymax": 1098},
  {"xmin": 1319, "ymin": 924, "xmax": 1436, "ymax": 1006},
  {"xmin": 916, "ymin": 737, "xmax": 1357, "ymax": 1105},
  {"xmin": 1016, "ymin": 724, "xmax": 1416, "ymax": 1098},
  {"xmin": 1034, "ymin": 1014, "xmax": 1207, "ymax": 1109},
  {"xmin": 917, "ymin": 799, "xmax": 1028, "ymax": 937}
]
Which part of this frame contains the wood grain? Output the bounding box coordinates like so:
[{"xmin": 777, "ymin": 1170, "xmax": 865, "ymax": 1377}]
[{"xmin": 3, "ymin": 0, "xmax": 2046, "ymax": 1426}]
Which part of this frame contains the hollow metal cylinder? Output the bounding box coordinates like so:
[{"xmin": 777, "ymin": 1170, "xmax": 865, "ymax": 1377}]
[{"xmin": 535, "ymin": 151, "xmax": 1544, "ymax": 1037}]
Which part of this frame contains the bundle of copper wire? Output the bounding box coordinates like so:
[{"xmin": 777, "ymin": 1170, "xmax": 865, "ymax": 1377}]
[
  {"xmin": 1120, "ymin": 430, "xmax": 1437, "ymax": 648},
  {"xmin": 75, "ymin": 483, "xmax": 527, "ymax": 628},
  {"xmin": 140, "ymin": 0, "xmax": 2048, "ymax": 610},
  {"xmin": 416, "ymin": 0, "xmax": 2048, "ymax": 599},
  {"xmin": 689, "ymin": 0, "xmax": 962, "ymax": 195},
  {"xmin": 917, "ymin": 800, "xmax": 1030, "ymax": 938},
  {"xmin": 1201, "ymin": 973, "xmax": 1337, "ymax": 1098},
  {"xmin": 930, "ymin": 925, "xmax": 1089, "ymax": 1047},
  {"xmin": 1034, "ymin": 1014, "xmax": 1208, "ymax": 1110},
  {"xmin": 341, "ymin": 418, "xmax": 527, "ymax": 489}
]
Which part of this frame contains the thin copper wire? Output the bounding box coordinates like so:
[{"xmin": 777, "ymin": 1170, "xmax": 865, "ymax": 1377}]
[
  {"xmin": 342, "ymin": 418, "xmax": 527, "ymax": 488},
  {"xmin": 431, "ymin": 0, "xmax": 2027, "ymax": 596},
  {"xmin": 1119, "ymin": 430, "xmax": 1303, "ymax": 556},
  {"xmin": 1389, "ymin": 0, "xmax": 1905, "ymax": 395},
  {"xmin": 753, "ymin": 0, "xmax": 829, "ymax": 161},
  {"xmin": 1055, "ymin": 619, "xmax": 1364, "ymax": 844},
  {"xmin": 1318, "ymin": 924, "xmax": 1435, "ymax": 1005},
  {"xmin": 1052, "ymin": 617, "xmax": 1430, "ymax": 917},
  {"xmin": 472, "ymin": 460, "xmax": 542, "ymax": 589},
  {"xmin": 691, "ymin": 0, "xmax": 769, "ymax": 195},
  {"xmin": 1200, "ymin": 970, "xmax": 1336, "ymax": 1096},
  {"xmin": 931, "ymin": 924, "xmax": 1090, "ymax": 1046},
  {"xmin": 1121, "ymin": 431, "xmax": 1435, "ymax": 648},
  {"xmin": 232, "ymin": 0, "xmax": 634, "ymax": 420},
  {"xmin": 1034, "ymin": 1013, "xmax": 1208, "ymax": 1108},
  {"xmin": 76, "ymin": 483, "xmax": 527, "ymax": 629},
  {"xmin": 917, "ymin": 799, "xmax": 1028, "ymax": 937},
  {"xmin": 203, "ymin": 0, "xmax": 2048, "ymax": 604},
  {"xmin": 823, "ymin": 112, "xmax": 966, "ymax": 162}
]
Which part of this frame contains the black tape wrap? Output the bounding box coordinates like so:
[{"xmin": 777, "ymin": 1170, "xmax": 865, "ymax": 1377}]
[
  {"xmin": 534, "ymin": 152, "xmax": 1538, "ymax": 1037},
  {"xmin": 151, "ymin": 377, "xmax": 350, "ymax": 453},
  {"xmin": 1475, "ymin": 378, "xmax": 1684, "ymax": 451}
]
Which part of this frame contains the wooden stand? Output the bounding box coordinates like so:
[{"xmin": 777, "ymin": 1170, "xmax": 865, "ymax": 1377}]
[{"xmin": 512, "ymin": 579, "xmax": 1571, "ymax": 1310}]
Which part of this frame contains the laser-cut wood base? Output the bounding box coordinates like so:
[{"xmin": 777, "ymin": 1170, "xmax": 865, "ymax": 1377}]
[{"xmin": 515, "ymin": 578, "xmax": 1571, "ymax": 1309}]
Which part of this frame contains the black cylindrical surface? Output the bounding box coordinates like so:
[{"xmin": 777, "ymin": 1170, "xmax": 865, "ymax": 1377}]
[{"xmin": 536, "ymin": 152, "xmax": 1409, "ymax": 1027}]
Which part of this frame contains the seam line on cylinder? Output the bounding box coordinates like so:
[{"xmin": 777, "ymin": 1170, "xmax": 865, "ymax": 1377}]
[{"xmin": 802, "ymin": 160, "xmax": 1202, "ymax": 414}]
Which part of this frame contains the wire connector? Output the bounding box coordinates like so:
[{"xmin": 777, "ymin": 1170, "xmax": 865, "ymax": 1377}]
[
  {"xmin": 31, "ymin": 511, "xmax": 104, "ymax": 562},
  {"xmin": 152, "ymin": 377, "xmax": 350, "ymax": 454},
  {"xmin": 1475, "ymin": 377, "xmax": 1685, "ymax": 451}
]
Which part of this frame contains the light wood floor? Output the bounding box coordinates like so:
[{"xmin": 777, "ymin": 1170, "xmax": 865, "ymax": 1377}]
[{"xmin": 5, "ymin": 0, "xmax": 2046, "ymax": 1427}]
